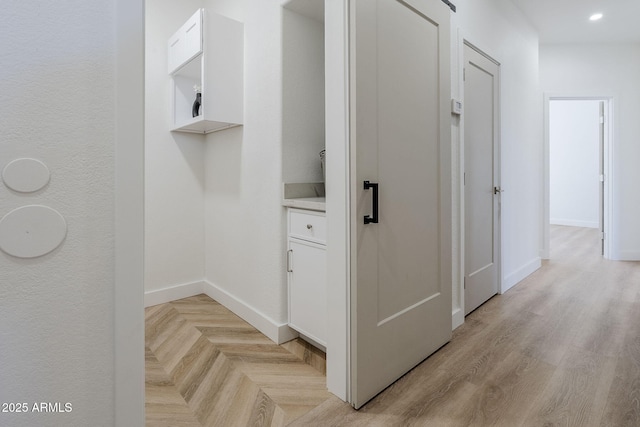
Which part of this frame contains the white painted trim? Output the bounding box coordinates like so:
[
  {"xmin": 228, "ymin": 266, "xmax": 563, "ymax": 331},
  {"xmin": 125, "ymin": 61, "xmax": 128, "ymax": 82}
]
[
  {"xmin": 325, "ymin": 0, "xmax": 350, "ymax": 403},
  {"xmin": 550, "ymin": 219, "xmax": 599, "ymax": 229},
  {"xmin": 114, "ymin": 0, "xmax": 145, "ymax": 424},
  {"xmin": 452, "ymin": 308, "xmax": 464, "ymax": 330},
  {"xmin": 453, "ymin": 26, "xmax": 465, "ymax": 330},
  {"xmin": 616, "ymin": 252, "xmax": 640, "ymax": 261},
  {"xmin": 542, "ymin": 93, "xmax": 614, "ymax": 260},
  {"xmin": 502, "ymin": 257, "xmax": 541, "ymax": 293},
  {"xmin": 145, "ymin": 279, "xmax": 298, "ymax": 344},
  {"xmin": 202, "ymin": 280, "xmax": 297, "ymax": 344},
  {"xmin": 144, "ymin": 281, "xmax": 206, "ymax": 307}
]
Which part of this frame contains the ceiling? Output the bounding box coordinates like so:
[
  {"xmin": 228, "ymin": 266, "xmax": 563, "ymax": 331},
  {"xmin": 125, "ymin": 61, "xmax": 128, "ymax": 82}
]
[
  {"xmin": 510, "ymin": 0, "xmax": 640, "ymax": 44},
  {"xmin": 282, "ymin": 0, "xmax": 640, "ymax": 44}
]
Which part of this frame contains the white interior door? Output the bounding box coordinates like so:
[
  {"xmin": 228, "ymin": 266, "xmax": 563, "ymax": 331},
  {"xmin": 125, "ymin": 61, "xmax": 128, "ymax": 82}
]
[
  {"xmin": 350, "ymin": 0, "xmax": 452, "ymax": 409},
  {"xmin": 463, "ymin": 43, "xmax": 500, "ymax": 315}
]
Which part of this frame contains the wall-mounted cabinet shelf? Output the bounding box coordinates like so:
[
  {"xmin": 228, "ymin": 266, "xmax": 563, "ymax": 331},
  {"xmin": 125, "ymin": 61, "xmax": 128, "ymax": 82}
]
[{"xmin": 168, "ymin": 9, "xmax": 244, "ymax": 134}]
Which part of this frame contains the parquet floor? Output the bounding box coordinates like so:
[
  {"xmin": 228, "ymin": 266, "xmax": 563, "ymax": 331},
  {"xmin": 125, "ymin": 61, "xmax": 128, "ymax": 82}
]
[
  {"xmin": 145, "ymin": 295, "xmax": 331, "ymax": 426},
  {"xmin": 147, "ymin": 226, "xmax": 640, "ymax": 426}
]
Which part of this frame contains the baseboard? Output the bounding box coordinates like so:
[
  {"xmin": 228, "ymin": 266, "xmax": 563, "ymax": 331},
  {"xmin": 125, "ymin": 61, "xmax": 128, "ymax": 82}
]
[
  {"xmin": 615, "ymin": 251, "xmax": 640, "ymax": 261},
  {"xmin": 502, "ymin": 257, "xmax": 542, "ymax": 293},
  {"xmin": 550, "ymin": 219, "xmax": 598, "ymax": 228},
  {"xmin": 144, "ymin": 281, "xmax": 205, "ymax": 307},
  {"xmin": 202, "ymin": 280, "xmax": 296, "ymax": 344},
  {"xmin": 452, "ymin": 308, "xmax": 464, "ymax": 330}
]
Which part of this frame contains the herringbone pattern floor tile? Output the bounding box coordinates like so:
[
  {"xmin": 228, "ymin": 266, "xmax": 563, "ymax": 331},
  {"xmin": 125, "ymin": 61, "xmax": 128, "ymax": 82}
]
[{"xmin": 145, "ymin": 294, "xmax": 331, "ymax": 426}]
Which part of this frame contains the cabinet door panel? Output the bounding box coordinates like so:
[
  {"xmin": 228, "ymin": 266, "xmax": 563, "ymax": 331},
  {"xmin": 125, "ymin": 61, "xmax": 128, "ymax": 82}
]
[
  {"xmin": 288, "ymin": 239, "xmax": 327, "ymax": 346},
  {"xmin": 168, "ymin": 9, "xmax": 203, "ymax": 74}
]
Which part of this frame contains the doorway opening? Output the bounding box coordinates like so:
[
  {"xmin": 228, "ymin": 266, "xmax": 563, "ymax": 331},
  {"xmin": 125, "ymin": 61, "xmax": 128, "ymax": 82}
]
[{"xmin": 543, "ymin": 96, "xmax": 612, "ymax": 260}]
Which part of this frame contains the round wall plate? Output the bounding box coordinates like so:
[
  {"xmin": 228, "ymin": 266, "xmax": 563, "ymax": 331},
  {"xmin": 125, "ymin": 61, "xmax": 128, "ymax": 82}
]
[
  {"xmin": 0, "ymin": 205, "xmax": 67, "ymax": 258},
  {"xmin": 2, "ymin": 158, "xmax": 51, "ymax": 193}
]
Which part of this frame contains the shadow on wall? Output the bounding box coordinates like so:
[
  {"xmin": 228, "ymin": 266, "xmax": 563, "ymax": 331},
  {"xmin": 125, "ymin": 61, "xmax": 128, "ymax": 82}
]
[{"xmin": 205, "ymin": 126, "xmax": 243, "ymax": 195}]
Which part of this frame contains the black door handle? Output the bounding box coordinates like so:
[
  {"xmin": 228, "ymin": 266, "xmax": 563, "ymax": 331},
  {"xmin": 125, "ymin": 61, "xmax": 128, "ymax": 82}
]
[{"xmin": 364, "ymin": 181, "xmax": 379, "ymax": 224}]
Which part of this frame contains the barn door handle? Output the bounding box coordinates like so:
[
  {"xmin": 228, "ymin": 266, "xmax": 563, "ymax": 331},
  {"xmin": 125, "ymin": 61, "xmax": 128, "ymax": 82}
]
[{"xmin": 364, "ymin": 181, "xmax": 379, "ymax": 224}]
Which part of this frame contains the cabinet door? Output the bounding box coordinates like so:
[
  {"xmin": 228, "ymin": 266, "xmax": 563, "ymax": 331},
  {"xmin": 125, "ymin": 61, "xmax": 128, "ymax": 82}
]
[
  {"xmin": 167, "ymin": 9, "xmax": 203, "ymax": 74},
  {"xmin": 288, "ymin": 239, "xmax": 326, "ymax": 346}
]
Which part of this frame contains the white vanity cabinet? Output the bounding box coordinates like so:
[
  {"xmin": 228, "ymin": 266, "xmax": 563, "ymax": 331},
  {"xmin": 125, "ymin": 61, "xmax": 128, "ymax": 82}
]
[
  {"xmin": 168, "ymin": 9, "xmax": 243, "ymax": 134},
  {"xmin": 286, "ymin": 208, "xmax": 326, "ymax": 347}
]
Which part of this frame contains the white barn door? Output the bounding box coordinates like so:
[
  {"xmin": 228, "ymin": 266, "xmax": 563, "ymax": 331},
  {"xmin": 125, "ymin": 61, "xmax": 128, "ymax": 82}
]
[{"xmin": 350, "ymin": 0, "xmax": 452, "ymax": 409}]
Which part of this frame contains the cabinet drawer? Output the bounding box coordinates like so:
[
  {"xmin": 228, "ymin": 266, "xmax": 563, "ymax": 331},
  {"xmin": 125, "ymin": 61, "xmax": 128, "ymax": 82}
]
[{"xmin": 289, "ymin": 209, "xmax": 326, "ymax": 245}]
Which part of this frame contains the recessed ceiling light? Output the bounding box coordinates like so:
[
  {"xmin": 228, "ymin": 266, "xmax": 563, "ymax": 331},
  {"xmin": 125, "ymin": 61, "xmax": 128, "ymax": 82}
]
[{"xmin": 589, "ymin": 13, "xmax": 603, "ymax": 21}]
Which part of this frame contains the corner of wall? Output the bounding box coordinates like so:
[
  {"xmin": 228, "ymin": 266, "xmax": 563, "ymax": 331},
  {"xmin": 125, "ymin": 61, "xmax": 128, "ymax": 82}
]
[
  {"xmin": 145, "ymin": 279, "xmax": 298, "ymax": 344},
  {"xmin": 144, "ymin": 280, "xmax": 206, "ymax": 307},
  {"xmin": 452, "ymin": 308, "xmax": 464, "ymax": 330},
  {"xmin": 203, "ymin": 280, "xmax": 296, "ymax": 344},
  {"xmin": 502, "ymin": 257, "xmax": 541, "ymax": 293}
]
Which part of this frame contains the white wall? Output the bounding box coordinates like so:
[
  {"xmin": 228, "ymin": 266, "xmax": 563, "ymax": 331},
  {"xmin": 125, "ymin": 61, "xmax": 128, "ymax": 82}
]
[
  {"xmin": 549, "ymin": 100, "xmax": 600, "ymax": 228},
  {"xmin": 540, "ymin": 43, "xmax": 640, "ymax": 260},
  {"xmin": 145, "ymin": 0, "xmax": 207, "ymax": 295},
  {"xmin": 282, "ymin": 7, "xmax": 325, "ymax": 184},
  {"xmin": 146, "ymin": 0, "xmax": 292, "ymax": 330},
  {"xmin": 204, "ymin": 0, "xmax": 290, "ymax": 328},
  {"xmin": 453, "ymin": 0, "xmax": 543, "ymax": 307},
  {"xmin": 0, "ymin": 2, "xmax": 123, "ymax": 425}
]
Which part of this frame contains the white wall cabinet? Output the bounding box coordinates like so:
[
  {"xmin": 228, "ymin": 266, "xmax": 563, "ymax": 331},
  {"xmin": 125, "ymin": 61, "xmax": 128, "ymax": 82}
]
[
  {"xmin": 167, "ymin": 10, "xmax": 202, "ymax": 75},
  {"xmin": 287, "ymin": 208, "xmax": 326, "ymax": 347},
  {"xmin": 168, "ymin": 9, "xmax": 243, "ymax": 134}
]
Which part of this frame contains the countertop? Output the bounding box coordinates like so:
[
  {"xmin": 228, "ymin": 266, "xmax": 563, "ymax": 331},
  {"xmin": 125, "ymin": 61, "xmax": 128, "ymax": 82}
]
[
  {"xmin": 282, "ymin": 197, "xmax": 326, "ymax": 211},
  {"xmin": 282, "ymin": 182, "xmax": 326, "ymax": 212}
]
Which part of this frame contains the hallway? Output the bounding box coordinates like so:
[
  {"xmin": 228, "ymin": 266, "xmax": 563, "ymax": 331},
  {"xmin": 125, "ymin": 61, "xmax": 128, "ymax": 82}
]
[
  {"xmin": 292, "ymin": 225, "xmax": 640, "ymax": 425},
  {"xmin": 146, "ymin": 225, "xmax": 640, "ymax": 426}
]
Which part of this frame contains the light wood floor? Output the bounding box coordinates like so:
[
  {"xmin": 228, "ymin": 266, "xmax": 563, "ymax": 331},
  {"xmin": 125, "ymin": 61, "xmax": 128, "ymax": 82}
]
[
  {"xmin": 145, "ymin": 295, "xmax": 331, "ymax": 426},
  {"xmin": 147, "ymin": 226, "xmax": 640, "ymax": 426}
]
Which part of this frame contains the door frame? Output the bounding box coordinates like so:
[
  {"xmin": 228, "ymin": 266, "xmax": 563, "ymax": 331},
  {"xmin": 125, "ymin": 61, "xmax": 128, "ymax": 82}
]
[
  {"xmin": 460, "ymin": 40, "xmax": 502, "ymax": 315},
  {"xmin": 325, "ymin": 0, "xmax": 351, "ymax": 402},
  {"xmin": 115, "ymin": 0, "xmax": 145, "ymax": 424},
  {"xmin": 542, "ymin": 94, "xmax": 613, "ymax": 259}
]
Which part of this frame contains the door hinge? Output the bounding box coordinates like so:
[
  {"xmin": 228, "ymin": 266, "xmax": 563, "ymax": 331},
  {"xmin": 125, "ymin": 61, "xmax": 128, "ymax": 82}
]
[
  {"xmin": 463, "ymin": 277, "xmax": 466, "ymax": 289},
  {"xmin": 601, "ymin": 231, "xmax": 605, "ymax": 240},
  {"xmin": 463, "ymin": 68, "xmax": 466, "ymax": 81},
  {"xmin": 463, "ymin": 172, "xmax": 466, "ymax": 185},
  {"xmin": 599, "ymin": 174, "xmax": 605, "ymax": 182},
  {"xmin": 600, "ymin": 116, "xmax": 605, "ymax": 124}
]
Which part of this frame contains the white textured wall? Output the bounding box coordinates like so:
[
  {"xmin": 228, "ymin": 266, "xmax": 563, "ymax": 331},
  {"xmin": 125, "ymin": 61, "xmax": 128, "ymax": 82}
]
[
  {"xmin": 453, "ymin": 0, "xmax": 543, "ymax": 294},
  {"xmin": 540, "ymin": 43, "xmax": 640, "ymax": 260},
  {"xmin": 0, "ymin": 2, "xmax": 117, "ymax": 426},
  {"xmin": 550, "ymin": 100, "xmax": 600, "ymax": 228}
]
